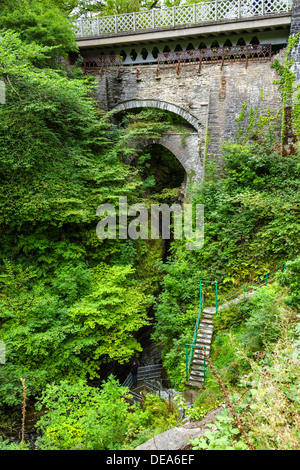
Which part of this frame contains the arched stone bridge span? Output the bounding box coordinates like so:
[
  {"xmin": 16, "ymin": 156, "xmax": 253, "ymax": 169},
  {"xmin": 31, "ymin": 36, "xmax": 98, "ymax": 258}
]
[
  {"xmin": 78, "ymin": 2, "xmax": 300, "ymax": 183},
  {"xmin": 113, "ymin": 100, "xmax": 201, "ymax": 131},
  {"xmin": 130, "ymin": 132, "xmax": 202, "ymax": 182},
  {"xmin": 94, "ymin": 58, "xmax": 282, "ymax": 183}
]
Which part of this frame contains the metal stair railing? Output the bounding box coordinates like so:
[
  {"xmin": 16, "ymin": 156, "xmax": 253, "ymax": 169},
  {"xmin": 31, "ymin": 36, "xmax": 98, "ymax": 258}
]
[
  {"xmin": 185, "ymin": 303, "xmax": 203, "ymax": 380},
  {"xmin": 186, "ymin": 280, "xmax": 217, "ymax": 380},
  {"xmin": 122, "ymin": 363, "xmax": 162, "ymax": 389},
  {"xmin": 185, "ymin": 256, "xmax": 298, "ymax": 383},
  {"xmin": 217, "ymin": 258, "xmax": 297, "ymax": 309}
]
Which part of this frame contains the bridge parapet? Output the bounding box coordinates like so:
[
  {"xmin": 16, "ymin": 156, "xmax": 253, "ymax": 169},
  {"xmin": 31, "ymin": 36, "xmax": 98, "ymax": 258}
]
[{"xmin": 74, "ymin": 0, "xmax": 292, "ymax": 38}]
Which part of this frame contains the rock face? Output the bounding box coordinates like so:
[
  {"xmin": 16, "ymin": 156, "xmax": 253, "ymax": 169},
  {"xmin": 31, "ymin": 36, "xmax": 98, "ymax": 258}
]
[{"xmin": 134, "ymin": 406, "xmax": 224, "ymax": 450}]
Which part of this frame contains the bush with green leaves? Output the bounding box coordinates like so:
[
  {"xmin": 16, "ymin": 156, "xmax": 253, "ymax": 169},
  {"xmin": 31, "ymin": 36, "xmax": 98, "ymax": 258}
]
[
  {"xmin": 35, "ymin": 376, "xmax": 133, "ymax": 450},
  {"xmin": 190, "ymin": 410, "xmax": 248, "ymax": 450},
  {"xmin": 153, "ymin": 119, "xmax": 300, "ymax": 383},
  {"xmin": 232, "ymin": 336, "xmax": 300, "ymax": 450},
  {"xmin": 278, "ymin": 257, "xmax": 300, "ymax": 313},
  {"xmin": 237, "ymin": 284, "xmax": 286, "ymax": 352},
  {"xmin": 0, "ymin": 0, "xmax": 77, "ymax": 55}
]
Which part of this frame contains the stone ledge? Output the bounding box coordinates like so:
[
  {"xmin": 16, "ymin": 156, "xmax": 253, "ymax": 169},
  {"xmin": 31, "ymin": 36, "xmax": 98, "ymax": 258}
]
[{"xmin": 134, "ymin": 405, "xmax": 225, "ymax": 450}]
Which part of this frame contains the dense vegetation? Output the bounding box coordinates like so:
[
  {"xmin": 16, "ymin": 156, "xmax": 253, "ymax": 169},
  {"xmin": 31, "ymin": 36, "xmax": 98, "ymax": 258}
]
[{"xmin": 0, "ymin": 0, "xmax": 299, "ymax": 451}]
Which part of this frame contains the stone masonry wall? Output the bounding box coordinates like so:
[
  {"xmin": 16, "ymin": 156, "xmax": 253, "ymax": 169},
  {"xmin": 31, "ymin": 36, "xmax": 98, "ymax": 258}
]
[{"xmin": 92, "ymin": 57, "xmax": 283, "ymax": 177}]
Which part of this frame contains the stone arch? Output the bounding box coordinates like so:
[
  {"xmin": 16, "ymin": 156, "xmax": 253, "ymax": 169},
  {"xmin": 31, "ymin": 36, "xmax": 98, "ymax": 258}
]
[
  {"xmin": 126, "ymin": 132, "xmax": 203, "ymax": 183},
  {"xmin": 134, "ymin": 138, "xmax": 188, "ymax": 187},
  {"xmin": 112, "ymin": 100, "xmax": 201, "ymax": 132}
]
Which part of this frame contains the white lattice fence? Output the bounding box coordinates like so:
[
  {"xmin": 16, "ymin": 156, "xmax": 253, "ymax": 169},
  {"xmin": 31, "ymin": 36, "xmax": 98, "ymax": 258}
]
[
  {"xmin": 136, "ymin": 10, "xmax": 154, "ymax": 29},
  {"xmin": 217, "ymin": 0, "xmax": 239, "ymax": 19},
  {"xmin": 74, "ymin": 0, "xmax": 293, "ymax": 38},
  {"xmin": 155, "ymin": 8, "xmax": 174, "ymax": 27},
  {"xmin": 117, "ymin": 13, "xmax": 134, "ymax": 32},
  {"xmin": 175, "ymin": 4, "xmax": 194, "ymax": 25},
  {"xmin": 195, "ymin": 2, "xmax": 215, "ymax": 22},
  {"xmin": 100, "ymin": 15, "xmax": 116, "ymax": 33}
]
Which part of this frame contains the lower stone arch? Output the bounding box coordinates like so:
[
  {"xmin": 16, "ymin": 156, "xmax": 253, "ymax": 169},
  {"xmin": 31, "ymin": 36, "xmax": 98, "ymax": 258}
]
[
  {"xmin": 112, "ymin": 99, "xmax": 201, "ymax": 132},
  {"xmin": 130, "ymin": 132, "xmax": 203, "ymax": 184},
  {"xmin": 134, "ymin": 138, "xmax": 188, "ymax": 189}
]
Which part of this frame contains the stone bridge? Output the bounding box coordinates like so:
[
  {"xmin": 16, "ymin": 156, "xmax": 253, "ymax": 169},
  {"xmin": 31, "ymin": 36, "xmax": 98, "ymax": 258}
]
[{"xmin": 73, "ymin": 0, "xmax": 300, "ymax": 183}]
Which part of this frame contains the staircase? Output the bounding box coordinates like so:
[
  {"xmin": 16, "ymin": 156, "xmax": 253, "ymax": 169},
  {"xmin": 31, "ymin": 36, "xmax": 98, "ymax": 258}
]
[
  {"xmin": 185, "ymin": 258, "xmax": 295, "ymax": 388},
  {"xmin": 186, "ymin": 307, "xmax": 215, "ymax": 388}
]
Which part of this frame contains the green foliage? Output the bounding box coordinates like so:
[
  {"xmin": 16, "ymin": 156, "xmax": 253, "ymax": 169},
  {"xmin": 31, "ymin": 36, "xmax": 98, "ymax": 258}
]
[
  {"xmin": 0, "ymin": 260, "xmax": 151, "ymax": 393},
  {"xmin": 68, "ymin": 263, "xmax": 151, "ymax": 372},
  {"xmin": 234, "ymin": 337, "xmax": 300, "ymax": 450},
  {"xmin": 34, "ymin": 377, "xmax": 179, "ymax": 450},
  {"xmin": 0, "ymin": 0, "xmax": 77, "ymax": 55},
  {"xmin": 272, "ymin": 34, "xmax": 300, "ymax": 144},
  {"xmin": 278, "ymin": 257, "xmax": 300, "ymax": 312},
  {"xmin": 124, "ymin": 393, "xmax": 179, "ymax": 449},
  {"xmin": 190, "ymin": 410, "xmax": 248, "ymax": 450},
  {"xmin": 237, "ymin": 285, "xmax": 285, "ymax": 351},
  {"xmin": 35, "ymin": 376, "xmax": 133, "ymax": 450},
  {"xmin": 0, "ymin": 26, "xmax": 163, "ymax": 401},
  {"xmin": 0, "ymin": 436, "xmax": 22, "ymax": 450},
  {"xmin": 173, "ymin": 394, "xmax": 218, "ymax": 421}
]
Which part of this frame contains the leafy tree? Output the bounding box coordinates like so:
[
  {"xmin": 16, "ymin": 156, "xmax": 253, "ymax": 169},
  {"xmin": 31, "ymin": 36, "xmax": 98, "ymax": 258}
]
[
  {"xmin": 72, "ymin": 0, "xmax": 210, "ymax": 17},
  {"xmin": 35, "ymin": 376, "xmax": 133, "ymax": 450},
  {"xmin": 0, "ymin": 0, "xmax": 77, "ymax": 55}
]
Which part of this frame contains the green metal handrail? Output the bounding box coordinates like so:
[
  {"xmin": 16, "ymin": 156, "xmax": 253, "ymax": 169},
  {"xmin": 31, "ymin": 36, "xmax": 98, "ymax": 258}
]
[
  {"xmin": 185, "ymin": 303, "xmax": 203, "ymax": 379},
  {"xmin": 186, "ymin": 280, "xmax": 217, "ymax": 379},
  {"xmin": 217, "ymin": 259, "xmax": 296, "ymax": 308}
]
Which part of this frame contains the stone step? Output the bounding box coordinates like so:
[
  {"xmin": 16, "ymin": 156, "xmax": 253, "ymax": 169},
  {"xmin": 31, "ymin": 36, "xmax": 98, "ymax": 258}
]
[
  {"xmin": 196, "ymin": 337, "xmax": 212, "ymax": 345},
  {"xmin": 193, "ymin": 359, "xmax": 204, "ymax": 367},
  {"xmin": 197, "ymin": 332, "xmax": 213, "ymax": 339},
  {"xmin": 199, "ymin": 322, "xmax": 214, "ymax": 330},
  {"xmin": 200, "ymin": 318, "xmax": 214, "ymax": 324},
  {"xmin": 196, "ymin": 337, "xmax": 211, "ymax": 344},
  {"xmin": 202, "ymin": 312, "xmax": 214, "ymax": 318},
  {"xmin": 203, "ymin": 307, "xmax": 216, "ymax": 314},
  {"xmin": 194, "ymin": 345, "xmax": 210, "ymax": 353},
  {"xmin": 196, "ymin": 338, "xmax": 212, "ymax": 345},
  {"xmin": 192, "ymin": 351, "xmax": 209, "ymax": 364},
  {"xmin": 186, "ymin": 379, "xmax": 204, "ymax": 388},
  {"xmin": 193, "ymin": 347, "xmax": 210, "ymax": 354},
  {"xmin": 190, "ymin": 370, "xmax": 205, "ymax": 377}
]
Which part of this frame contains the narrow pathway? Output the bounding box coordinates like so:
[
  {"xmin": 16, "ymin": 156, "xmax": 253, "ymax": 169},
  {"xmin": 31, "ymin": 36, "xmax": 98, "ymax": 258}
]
[
  {"xmin": 186, "ymin": 292, "xmax": 254, "ymax": 388},
  {"xmin": 134, "ymin": 405, "xmax": 224, "ymax": 450}
]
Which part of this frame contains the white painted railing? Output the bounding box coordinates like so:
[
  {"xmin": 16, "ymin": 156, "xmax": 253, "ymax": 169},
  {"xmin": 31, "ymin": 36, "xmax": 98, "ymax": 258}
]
[{"xmin": 74, "ymin": 0, "xmax": 293, "ymax": 38}]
